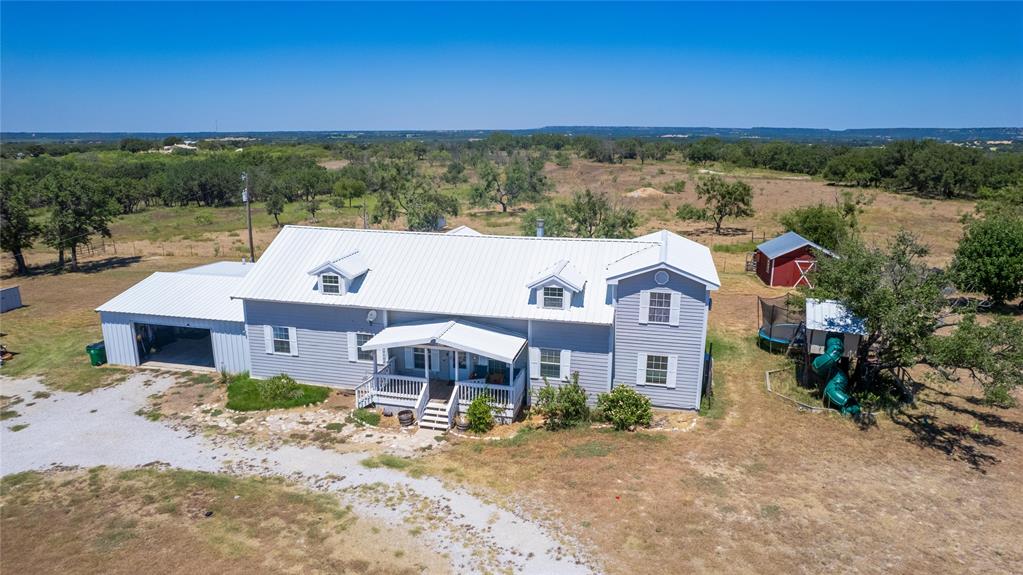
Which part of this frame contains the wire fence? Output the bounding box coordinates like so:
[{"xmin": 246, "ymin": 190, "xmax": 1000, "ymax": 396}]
[{"xmin": 14, "ymin": 236, "xmax": 264, "ymax": 272}]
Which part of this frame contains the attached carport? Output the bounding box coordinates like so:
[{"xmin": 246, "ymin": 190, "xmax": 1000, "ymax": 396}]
[{"xmin": 96, "ymin": 263, "xmax": 252, "ymax": 373}]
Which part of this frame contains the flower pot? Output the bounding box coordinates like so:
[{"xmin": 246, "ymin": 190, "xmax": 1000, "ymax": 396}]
[
  {"xmin": 455, "ymin": 416, "xmax": 469, "ymax": 433},
  {"xmin": 397, "ymin": 409, "xmax": 415, "ymax": 427}
]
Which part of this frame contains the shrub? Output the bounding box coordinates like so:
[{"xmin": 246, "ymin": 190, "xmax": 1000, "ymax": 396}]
[
  {"xmin": 465, "ymin": 393, "xmax": 496, "ymax": 434},
  {"xmin": 949, "ymin": 212, "xmax": 1023, "ymax": 304},
  {"xmin": 257, "ymin": 374, "xmax": 304, "ymax": 403},
  {"xmin": 533, "ymin": 372, "xmax": 590, "ymax": 431},
  {"xmin": 596, "ymin": 386, "xmax": 652, "ymax": 431},
  {"xmin": 351, "ymin": 408, "xmax": 381, "ymax": 426},
  {"xmin": 675, "ymin": 202, "xmax": 707, "ymax": 221},
  {"xmin": 225, "ymin": 374, "xmax": 329, "ymax": 411},
  {"xmin": 664, "ymin": 179, "xmax": 687, "ymax": 194}
]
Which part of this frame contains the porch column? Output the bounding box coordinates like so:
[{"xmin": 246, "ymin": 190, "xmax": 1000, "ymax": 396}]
[
  {"xmin": 454, "ymin": 351, "xmax": 460, "ymax": 384},
  {"xmin": 423, "ymin": 347, "xmax": 429, "ymax": 381}
]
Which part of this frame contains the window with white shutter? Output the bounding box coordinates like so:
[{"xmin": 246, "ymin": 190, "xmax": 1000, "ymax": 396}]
[{"xmin": 539, "ymin": 349, "xmax": 560, "ymax": 379}]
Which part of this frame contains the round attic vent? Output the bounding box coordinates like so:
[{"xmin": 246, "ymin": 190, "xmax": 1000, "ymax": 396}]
[{"xmin": 654, "ymin": 271, "xmax": 669, "ymax": 285}]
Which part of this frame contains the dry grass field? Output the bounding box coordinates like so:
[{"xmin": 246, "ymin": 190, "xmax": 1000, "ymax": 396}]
[
  {"xmin": 421, "ymin": 265, "xmax": 1023, "ymax": 574},
  {"xmin": 0, "ymin": 467, "xmax": 445, "ymax": 575},
  {"xmin": 2, "ymin": 157, "xmax": 1018, "ymax": 574}
]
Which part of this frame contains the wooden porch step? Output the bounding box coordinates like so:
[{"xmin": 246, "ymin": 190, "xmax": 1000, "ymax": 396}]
[{"xmin": 419, "ymin": 412, "xmax": 451, "ymax": 430}]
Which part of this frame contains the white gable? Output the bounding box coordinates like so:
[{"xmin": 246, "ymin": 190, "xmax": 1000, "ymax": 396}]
[
  {"xmin": 525, "ymin": 259, "xmax": 586, "ymax": 292},
  {"xmin": 307, "ymin": 250, "xmax": 370, "ymax": 280}
]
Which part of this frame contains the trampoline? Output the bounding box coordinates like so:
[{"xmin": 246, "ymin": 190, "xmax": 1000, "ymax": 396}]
[{"xmin": 758, "ymin": 294, "xmax": 805, "ymax": 352}]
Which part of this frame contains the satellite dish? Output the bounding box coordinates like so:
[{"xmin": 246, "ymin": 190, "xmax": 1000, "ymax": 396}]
[{"xmin": 366, "ymin": 310, "xmax": 377, "ymax": 324}]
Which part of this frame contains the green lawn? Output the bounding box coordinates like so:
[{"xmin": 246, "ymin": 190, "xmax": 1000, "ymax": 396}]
[{"xmin": 224, "ymin": 374, "xmax": 330, "ymax": 411}]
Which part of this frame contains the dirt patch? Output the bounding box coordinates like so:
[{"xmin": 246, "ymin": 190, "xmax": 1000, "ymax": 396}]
[
  {"xmin": 625, "ymin": 186, "xmax": 665, "ymax": 199},
  {"xmin": 0, "ymin": 466, "xmax": 446, "ymax": 575},
  {"xmin": 151, "ymin": 375, "xmax": 445, "ymax": 456},
  {"xmin": 318, "ymin": 159, "xmax": 351, "ymax": 170}
]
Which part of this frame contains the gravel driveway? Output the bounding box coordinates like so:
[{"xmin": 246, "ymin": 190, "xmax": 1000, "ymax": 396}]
[{"xmin": 1, "ymin": 373, "xmax": 595, "ymax": 574}]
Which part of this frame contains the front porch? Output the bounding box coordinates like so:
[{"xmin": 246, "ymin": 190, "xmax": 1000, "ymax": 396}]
[{"xmin": 353, "ymin": 320, "xmax": 529, "ymax": 430}]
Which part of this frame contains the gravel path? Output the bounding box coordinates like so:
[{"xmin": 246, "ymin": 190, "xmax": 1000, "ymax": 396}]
[{"xmin": 1, "ymin": 374, "xmax": 595, "ymax": 574}]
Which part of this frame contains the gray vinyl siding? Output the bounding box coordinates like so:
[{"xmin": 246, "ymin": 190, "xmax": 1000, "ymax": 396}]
[
  {"xmin": 245, "ymin": 300, "xmax": 384, "ymax": 389},
  {"xmin": 530, "ymin": 320, "xmax": 611, "ymax": 403},
  {"xmin": 613, "ymin": 270, "xmax": 709, "ymax": 409},
  {"xmin": 99, "ymin": 311, "xmax": 250, "ymax": 373},
  {"xmin": 388, "ymin": 310, "xmax": 527, "ymax": 336},
  {"xmin": 1, "ymin": 286, "xmax": 22, "ymax": 312}
]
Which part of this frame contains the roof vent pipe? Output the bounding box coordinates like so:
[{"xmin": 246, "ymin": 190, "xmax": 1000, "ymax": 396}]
[{"xmin": 536, "ymin": 218, "xmax": 545, "ymax": 238}]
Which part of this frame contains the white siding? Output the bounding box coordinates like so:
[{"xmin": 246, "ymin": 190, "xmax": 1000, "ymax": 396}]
[
  {"xmin": 100, "ymin": 312, "xmax": 138, "ymax": 366},
  {"xmin": 99, "ymin": 311, "xmax": 249, "ymax": 373}
]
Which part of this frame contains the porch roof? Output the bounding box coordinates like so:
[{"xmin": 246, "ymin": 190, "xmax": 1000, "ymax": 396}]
[{"xmin": 359, "ymin": 320, "xmax": 527, "ymax": 364}]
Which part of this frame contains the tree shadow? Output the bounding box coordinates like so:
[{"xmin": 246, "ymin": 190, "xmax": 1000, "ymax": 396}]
[
  {"xmin": 890, "ymin": 409, "xmax": 1002, "ymax": 473},
  {"xmin": 686, "ymin": 226, "xmax": 750, "ymax": 238},
  {"xmin": 11, "ymin": 256, "xmax": 143, "ymax": 278},
  {"xmin": 888, "ymin": 380, "xmax": 1014, "ymax": 473},
  {"xmin": 919, "ymin": 397, "xmax": 1023, "ymax": 435}
]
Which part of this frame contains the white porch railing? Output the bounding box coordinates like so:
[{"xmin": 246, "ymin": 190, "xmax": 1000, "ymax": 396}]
[
  {"xmin": 457, "ymin": 369, "xmax": 527, "ymax": 421},
  {"xmin": 445, "ymin": 384, "xmax": 460, "ymax": 426},
  {"xmin": 414, "ymin": 380, "xmax": 430, "ymax": 423},
  {"xmin": 355, "ymin": 358, "xmax": 430, "ymax": 410}
]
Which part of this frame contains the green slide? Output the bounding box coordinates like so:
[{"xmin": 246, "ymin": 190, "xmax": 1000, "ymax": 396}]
[{"xmin": 810, "ymin": 335, "xmax": 861, "ymax": 416}]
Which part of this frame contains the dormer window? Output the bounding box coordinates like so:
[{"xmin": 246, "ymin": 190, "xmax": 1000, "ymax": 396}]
[
  {"xmin": 308, "ymin": 250, "xmax": 370, "ymax": 297},
  {"xmin": 321, "ymin": 274, "xmax": 341, "ymax": 295},
  {"xmin": 542, "ymin": 286, "xmax": 564, "ymax": 309},
  {"xmin": 527, "ymin": 259, "xmax": 584, "ymax": 311}
]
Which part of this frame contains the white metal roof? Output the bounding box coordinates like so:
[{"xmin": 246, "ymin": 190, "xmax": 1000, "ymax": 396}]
[
  {"xmin": 307, "ymin": 250, "xmax": 370, "ymax": 280},
  {"xmin": 805, "ymin": 298, "xmax": 866, "ymax": 335},
  {"xmin": 180, "ymin": 261, "xmax": 254, "ymax": 278},
  {"xmin": 606, "ymin": 230, "xmax": 721, "ymax": 289},
  {"xmin": 526, "ymin": 259, "xmax": 587, "ymax": 292},
  {"xmin": 233, "ymin": 226, "xmax": 719, "ymax": 325},
  {"xmin": 446, "ymin": 225, "xmax": 483, "ymax": 236},
  {"xmin": 97, "ymin": 272, "xmax": 245, "ymax": 323},
  {"xmin": 757, "ymin": 231, "xmax": 836, "ymax": 259},
  {"xmin": 360, "ymin": 320, "xmax": 527, "ymax": 364}
]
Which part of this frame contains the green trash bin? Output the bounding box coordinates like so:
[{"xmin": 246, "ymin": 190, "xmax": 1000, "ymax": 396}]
[{"xmin": 86, "ymin": 342, "xmax": 107, "ymax": 367}]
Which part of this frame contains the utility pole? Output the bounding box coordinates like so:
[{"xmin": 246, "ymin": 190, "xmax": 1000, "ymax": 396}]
[{"xmin": 241, "ymin": 172, "xmax": 255, "ymax": 262}]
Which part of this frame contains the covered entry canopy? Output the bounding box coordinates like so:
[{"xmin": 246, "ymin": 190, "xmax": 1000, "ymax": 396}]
[{"xmin": 361, "ymin": 320, "xmax": 527, "ymax": 364}]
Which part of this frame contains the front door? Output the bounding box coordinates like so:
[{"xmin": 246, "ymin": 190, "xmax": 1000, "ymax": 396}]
[{"xmin": 450, "ymin": 351, "xmax": 471, "ymax": 380}]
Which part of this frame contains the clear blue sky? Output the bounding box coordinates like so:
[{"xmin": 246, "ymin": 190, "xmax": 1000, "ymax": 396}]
[{"xmin": 2, "ymin": 1, "xmax": 1021, "ymax": 132}]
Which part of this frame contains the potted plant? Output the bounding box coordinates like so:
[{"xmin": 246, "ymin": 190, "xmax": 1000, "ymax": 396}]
[{"xmin": 455, "ymin": 414, "xmax": 470, "ymax": 432}]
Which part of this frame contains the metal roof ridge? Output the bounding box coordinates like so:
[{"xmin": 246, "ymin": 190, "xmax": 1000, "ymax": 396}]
[{"xmin": 281, "ymin": 224, "xmax": 661, "ymax": 244}]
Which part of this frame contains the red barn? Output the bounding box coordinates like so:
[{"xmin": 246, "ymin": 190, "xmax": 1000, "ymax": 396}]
[{"xmin": 753, "ymin": 231, "xmax": 835, "ymax": 288}]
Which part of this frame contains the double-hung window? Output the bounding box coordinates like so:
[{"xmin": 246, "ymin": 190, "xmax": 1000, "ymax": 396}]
[
  {"xmin": 272, "ymin": 326, "xmax": 291, "ymax": 355},
  {"xmin": 321, "ymin": 274, "xmax": 341, "ymax": 295},
  {"xmin": 543, "ymin": 286, "xmax": 564, "ymax": 309},
  {"xmin": 648, "ymin": 292, "xmax": 672, "ymax": 324},
  {"xmin": 413, "ymin": 347, "xmax": 427, "ymax": 369},
  {"xmin": 645, "ymin": 354, "xmax": 669, "ymax": 385},
  {"xmin": 539, "ymin": 349, "xmax": 561, "ymax": 379},
  {"xmin": 356, "ymin": 333, "xmax": 374, "ymax": 362}
]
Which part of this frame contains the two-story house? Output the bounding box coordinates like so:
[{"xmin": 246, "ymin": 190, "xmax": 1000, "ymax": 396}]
[{"xmin": 97, "ymin": 225, "xmax": 720, "ymax": 429}]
